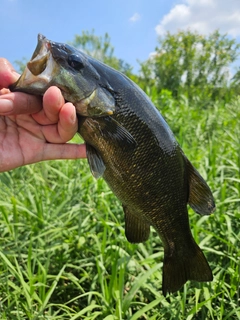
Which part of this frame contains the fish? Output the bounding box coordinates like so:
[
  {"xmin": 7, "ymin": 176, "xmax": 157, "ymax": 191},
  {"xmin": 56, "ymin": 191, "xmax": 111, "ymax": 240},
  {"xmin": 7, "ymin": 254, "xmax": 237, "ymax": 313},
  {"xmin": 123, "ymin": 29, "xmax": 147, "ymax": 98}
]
[{"xmin": 10, "ymin": 34, "xmax": 215, "ymax": 296}]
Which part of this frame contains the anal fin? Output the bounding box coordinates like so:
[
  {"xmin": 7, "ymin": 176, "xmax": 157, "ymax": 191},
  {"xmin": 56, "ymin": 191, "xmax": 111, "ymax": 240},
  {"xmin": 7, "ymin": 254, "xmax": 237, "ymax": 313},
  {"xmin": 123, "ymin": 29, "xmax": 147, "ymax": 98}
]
[{"xmin": 123, "ymin": 205, "xmax": 150, "ymax": 243}]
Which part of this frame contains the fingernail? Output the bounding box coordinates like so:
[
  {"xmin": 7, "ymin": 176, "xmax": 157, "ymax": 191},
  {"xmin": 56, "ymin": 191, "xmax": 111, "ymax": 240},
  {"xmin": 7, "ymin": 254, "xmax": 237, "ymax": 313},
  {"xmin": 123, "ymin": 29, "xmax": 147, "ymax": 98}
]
[
  {"xmin": 70, "ymin": 107, "xmax": 76, "ymax": 124},
  {"xmin": 0, "ymin": 99, "xmax": 13, "ymax": 114}
]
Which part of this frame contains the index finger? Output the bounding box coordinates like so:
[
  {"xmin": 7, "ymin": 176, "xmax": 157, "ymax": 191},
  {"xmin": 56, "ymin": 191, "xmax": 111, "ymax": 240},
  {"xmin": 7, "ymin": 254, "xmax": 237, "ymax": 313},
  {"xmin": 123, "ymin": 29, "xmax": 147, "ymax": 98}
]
[{"xmin": 0, "ymin": 91, "xmax": 42, "ymax": 115}]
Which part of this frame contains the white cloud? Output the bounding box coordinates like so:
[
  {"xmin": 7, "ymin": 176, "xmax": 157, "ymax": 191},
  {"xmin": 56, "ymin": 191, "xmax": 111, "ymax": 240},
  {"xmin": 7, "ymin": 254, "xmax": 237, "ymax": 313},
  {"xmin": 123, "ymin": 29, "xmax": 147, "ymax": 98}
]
[
  {"xmin": 155, "ymin": 0, "xmax": 240, "ymax": 37},
  {"xmin": 129, "ymin": 13, "xmax": 141, "ymax": 23}
]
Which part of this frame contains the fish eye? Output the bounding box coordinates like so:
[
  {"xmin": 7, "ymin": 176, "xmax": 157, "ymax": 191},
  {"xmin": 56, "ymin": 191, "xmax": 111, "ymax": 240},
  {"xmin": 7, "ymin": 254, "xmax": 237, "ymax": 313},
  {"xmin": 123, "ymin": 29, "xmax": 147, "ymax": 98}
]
[{"xmin": 68, "ymin": 54, "xmax": 85, "ymax": 70}]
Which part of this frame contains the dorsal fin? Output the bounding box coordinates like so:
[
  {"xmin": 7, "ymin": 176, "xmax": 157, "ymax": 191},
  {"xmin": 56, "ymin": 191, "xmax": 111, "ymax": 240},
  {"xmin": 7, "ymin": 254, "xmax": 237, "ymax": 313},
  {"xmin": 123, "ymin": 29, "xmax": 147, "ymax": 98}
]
[{"xmin": 185, "ymin": 157, "xmax": 215, "ymax": 215}]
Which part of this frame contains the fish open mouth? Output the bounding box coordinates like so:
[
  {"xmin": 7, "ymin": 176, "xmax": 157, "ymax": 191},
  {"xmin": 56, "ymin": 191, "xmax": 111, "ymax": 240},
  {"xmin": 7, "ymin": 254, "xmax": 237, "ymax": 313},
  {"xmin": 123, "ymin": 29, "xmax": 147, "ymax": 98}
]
[{"xmin": 10, "ymin": 34, "xmax": 59, "ymax": 92}]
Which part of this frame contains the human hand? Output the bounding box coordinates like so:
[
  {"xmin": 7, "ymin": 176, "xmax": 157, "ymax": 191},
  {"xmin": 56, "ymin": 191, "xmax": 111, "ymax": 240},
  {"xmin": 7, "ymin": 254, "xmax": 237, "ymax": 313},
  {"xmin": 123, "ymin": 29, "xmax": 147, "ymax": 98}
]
[{"xmin": 0, "ymin": 58, "xmax": 86, "ymax": 172}]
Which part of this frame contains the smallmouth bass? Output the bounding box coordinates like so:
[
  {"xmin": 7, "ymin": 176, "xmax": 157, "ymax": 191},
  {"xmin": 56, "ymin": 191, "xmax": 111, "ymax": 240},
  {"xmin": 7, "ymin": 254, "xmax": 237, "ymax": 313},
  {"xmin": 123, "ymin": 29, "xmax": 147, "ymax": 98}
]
[{"xmin": 10, "ymin": 34, "xmax": 215, "ymax": 296}]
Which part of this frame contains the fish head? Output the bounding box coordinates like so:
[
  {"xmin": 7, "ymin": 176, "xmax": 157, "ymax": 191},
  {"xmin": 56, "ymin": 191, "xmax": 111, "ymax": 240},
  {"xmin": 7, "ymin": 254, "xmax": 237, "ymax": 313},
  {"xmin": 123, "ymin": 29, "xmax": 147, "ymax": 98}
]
[{"xmin": 10, "ymin": 34, "xmax": 115, "ymax": 117}]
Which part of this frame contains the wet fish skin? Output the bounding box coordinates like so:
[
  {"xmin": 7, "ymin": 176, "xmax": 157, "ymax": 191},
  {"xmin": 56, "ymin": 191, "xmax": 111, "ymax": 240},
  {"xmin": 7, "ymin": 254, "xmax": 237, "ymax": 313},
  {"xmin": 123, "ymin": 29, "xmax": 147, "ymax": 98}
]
[{"xmin": 10, "ymin": 34, "xmax": 215, "ymax": 295}]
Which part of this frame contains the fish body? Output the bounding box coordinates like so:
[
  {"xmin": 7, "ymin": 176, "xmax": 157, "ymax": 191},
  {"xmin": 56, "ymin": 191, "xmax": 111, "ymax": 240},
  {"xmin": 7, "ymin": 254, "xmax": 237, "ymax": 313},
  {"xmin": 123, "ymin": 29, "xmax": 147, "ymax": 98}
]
[{"xmin": 10, "ymin": 34, "xmax": 215, "ymax": 295}]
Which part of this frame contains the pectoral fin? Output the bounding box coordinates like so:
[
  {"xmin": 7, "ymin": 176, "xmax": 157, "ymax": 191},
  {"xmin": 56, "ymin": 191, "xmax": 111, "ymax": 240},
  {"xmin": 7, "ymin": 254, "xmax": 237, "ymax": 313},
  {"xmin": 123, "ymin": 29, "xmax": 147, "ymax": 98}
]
[
  {"xmin": 97, "ymin": 117, "xmax": 137, "ymax": 152},
  {"xmin": 123, "ymin": 205, "xmax": 150, "ymax": 243},
  {"xmin": 185, "ymin": 157, "xmax": 215, "ymax": 215},
  {"xmin": 86, "ymin": 143, "xmax": 106, "ymax": 179}
]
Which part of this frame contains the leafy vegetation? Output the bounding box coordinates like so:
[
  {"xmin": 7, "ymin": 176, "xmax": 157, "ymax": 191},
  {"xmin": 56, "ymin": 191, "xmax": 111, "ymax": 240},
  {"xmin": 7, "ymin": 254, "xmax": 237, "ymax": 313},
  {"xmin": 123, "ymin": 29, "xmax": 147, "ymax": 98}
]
[
  {"xmin": 0, "ymin": 30, "xmax": 239, "ymax": 319},
  {"xmin": 136, "ymin": 30, "xmax": 240, "ymax": 103}
]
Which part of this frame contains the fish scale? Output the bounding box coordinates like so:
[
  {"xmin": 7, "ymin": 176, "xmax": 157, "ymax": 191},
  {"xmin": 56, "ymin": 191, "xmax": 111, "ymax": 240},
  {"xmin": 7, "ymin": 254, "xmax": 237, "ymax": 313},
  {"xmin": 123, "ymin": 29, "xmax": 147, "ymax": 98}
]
[{"xmin": 10, "ymin": 34, "xmax": 215, "ymax": 296}]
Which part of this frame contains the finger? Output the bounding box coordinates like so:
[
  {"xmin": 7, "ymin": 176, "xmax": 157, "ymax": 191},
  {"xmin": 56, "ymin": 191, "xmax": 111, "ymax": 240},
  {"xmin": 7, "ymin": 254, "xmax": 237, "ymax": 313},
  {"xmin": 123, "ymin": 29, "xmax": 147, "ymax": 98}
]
[
  {"xmin": 41, "ymin": 102, "xmax": 78, "ymax": 143},
  {"xmin": 0, "ymin": 92, "xmax": 42, "ymax": 115},
  {"xmin": 43, "ymin": 87, "xmax": 65, "ymax": 123},
  {"xmin": 33, "ymin": 86, "xmax": 65, "ymax": 125},
  {"xmin": 41, "ymin": 143, "xmax": 87, "ymax": 161},
  {"xmin": 0, "ymin": 58, "xmax": 20, "ymax": 89},
  {"xmin": 58, "ymin": 102, "xmax": 78, "ymax": 141}
]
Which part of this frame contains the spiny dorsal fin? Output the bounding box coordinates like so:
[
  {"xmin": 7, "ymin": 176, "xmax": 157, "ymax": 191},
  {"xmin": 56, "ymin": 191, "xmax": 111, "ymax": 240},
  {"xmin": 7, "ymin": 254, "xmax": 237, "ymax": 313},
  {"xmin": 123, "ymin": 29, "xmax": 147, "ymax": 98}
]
[
  {"xmin": 123, "ymin": 205, "xmax": 150, "ymax": 243},
  {"xmin": 185, "ymin": 157, "xmax": 215, "ymax": 215}
]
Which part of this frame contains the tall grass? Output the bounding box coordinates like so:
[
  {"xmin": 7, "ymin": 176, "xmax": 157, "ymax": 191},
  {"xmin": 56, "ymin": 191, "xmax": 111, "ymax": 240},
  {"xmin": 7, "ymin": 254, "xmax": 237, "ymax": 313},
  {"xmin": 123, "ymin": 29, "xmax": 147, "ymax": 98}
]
[{"xmin": 0, "ymin": 94, "xmax": 239, "ymax": 319}]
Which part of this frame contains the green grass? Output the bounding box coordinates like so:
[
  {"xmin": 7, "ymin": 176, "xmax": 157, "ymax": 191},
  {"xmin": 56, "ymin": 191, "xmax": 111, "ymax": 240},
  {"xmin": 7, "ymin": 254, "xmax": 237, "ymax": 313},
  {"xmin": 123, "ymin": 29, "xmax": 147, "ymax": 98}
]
[{"xmin": 0, "ymin": 94, "xmax": 239, "ymax": 319}]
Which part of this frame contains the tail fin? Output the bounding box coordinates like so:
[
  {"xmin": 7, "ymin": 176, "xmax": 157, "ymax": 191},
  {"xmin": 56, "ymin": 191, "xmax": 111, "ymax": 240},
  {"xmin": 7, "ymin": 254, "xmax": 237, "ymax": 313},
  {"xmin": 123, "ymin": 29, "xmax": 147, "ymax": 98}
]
[{"xmin": 162, "ymin": 241, "xmax": 213, "ymax": 296}]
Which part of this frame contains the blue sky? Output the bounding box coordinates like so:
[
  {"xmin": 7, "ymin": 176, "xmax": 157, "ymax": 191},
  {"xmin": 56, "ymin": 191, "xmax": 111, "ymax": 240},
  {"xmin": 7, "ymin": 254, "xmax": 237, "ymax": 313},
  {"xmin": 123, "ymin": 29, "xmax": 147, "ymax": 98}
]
[{"xmin": 1, "ymin": 0, "xmax": 240, "ymax": 73}]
